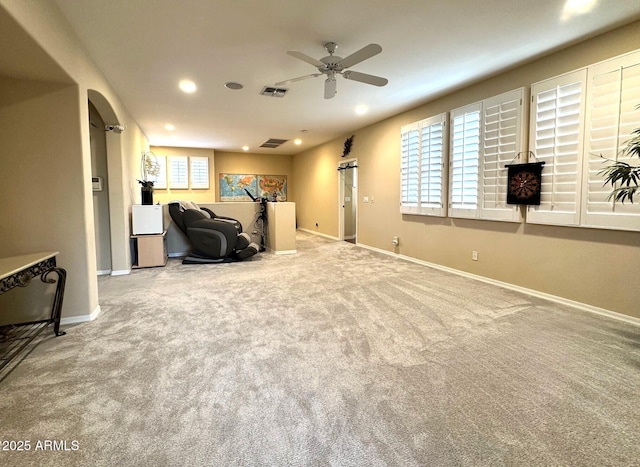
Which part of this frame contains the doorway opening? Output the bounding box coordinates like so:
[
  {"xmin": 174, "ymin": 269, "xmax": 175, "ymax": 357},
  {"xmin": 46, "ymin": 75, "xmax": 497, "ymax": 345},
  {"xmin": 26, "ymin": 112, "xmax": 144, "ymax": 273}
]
[
  {"xmin": 89, "ymin": 101, "xmax": 112, "ymax": 274},
  {"xmin": 338, "ymin": 159, "xmax": 357, "ymax": 244}
]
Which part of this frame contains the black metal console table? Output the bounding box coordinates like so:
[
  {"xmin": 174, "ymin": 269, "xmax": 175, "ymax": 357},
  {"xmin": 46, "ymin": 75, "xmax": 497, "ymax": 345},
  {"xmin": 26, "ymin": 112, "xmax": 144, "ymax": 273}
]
[{"xmin": 0, "ymin": 252, "xmax": 67, "ymax": 380}]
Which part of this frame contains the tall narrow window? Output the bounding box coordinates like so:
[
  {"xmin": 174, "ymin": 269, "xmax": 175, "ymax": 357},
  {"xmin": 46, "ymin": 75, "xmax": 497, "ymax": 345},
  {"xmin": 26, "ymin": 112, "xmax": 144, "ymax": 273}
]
[
  {"xmin": 582, "ymin": 51, "xmax": 640, "ymax": 231},
  {"xmin": 190, "ymin": 156, "xmax": 209, "ymax": 189},
  {"xmin": 400, "ymin": 113, "xmax": 447, "ymax": 216},
  {"xmin": 450, "ymin": 103, "xmax": 481, "ymax": 216},
  {"xmin": 528, "ymin": 71, "xmax": 586, "ymax": 226},
  {"xmin": 450, "ymin": 88, "xmax": 524, "ymax": 221},
  {"xmin": 400, "ymin": 125, "xmax": 420, "ymax": 212},
  {"xmin": 168, "ymin": 156, "xmax": 188, "ymax": 189}
]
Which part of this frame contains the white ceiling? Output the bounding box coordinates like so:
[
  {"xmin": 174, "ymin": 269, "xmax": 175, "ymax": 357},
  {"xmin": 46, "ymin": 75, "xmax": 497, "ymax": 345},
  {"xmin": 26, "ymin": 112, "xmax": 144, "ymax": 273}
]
[{"xmin": 52, "ymin": 0, "xmax": 640, "ymax": 155}]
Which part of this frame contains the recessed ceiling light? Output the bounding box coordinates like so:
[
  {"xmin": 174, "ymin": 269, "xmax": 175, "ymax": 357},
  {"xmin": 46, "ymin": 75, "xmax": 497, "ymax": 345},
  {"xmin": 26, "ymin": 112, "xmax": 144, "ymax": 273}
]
[
  {"xmin": 179, "ymin": 79, "xmax": 197, "ymax": 93},
  {"xmin": 242, "ymin": 146, "xmax": 249, "ymax": 151},
  {"xmin": 561, "ymin": 0, "xmax": 597, "ymax": 21},
  {"xmin": 294, "ymin": 139, "xmax": 302, "ymax": 145},
  {"xmin": 224, "ymin": 82, "xmax": 244, "ymax": 90},
  {"xmin": 164, "ymin": 123, "xmax": 175, "ymax": 131},
  {"xmin": 355, "ymin": 105, "xmax": 368, "ymax": 115}
]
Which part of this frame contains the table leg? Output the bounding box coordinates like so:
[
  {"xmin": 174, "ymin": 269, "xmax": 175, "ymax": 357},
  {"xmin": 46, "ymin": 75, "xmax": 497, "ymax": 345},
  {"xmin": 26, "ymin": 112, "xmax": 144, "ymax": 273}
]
[{"xmin": 41, "ymin": 267, "xmax": 67, "ymax": 337}]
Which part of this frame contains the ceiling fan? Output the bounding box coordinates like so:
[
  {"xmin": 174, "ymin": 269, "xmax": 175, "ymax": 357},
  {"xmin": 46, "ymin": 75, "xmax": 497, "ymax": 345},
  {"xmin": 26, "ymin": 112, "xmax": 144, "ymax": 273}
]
[{"xmin": 275, "ymin": 42, "xmax": 388, "ymax": 99}]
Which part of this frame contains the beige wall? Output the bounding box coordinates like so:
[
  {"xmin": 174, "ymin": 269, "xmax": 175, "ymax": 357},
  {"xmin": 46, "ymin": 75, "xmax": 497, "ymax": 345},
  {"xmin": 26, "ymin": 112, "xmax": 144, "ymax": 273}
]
[
  {"xmin": 214, "ymin": 151, "xmax": 293, "ymax": 202},
  {"xmin": 0, "ymin": 80, "xmax": 93, "ymax": 319},
  {"xmin": 1, "ymin": 0, "xmax": 149, "ymax": 318},
  {"xmin": 293, "ymin": 142, "xmax": 342, "ymax": 235},
  {"xmin": 293, "ymin": 21, "xmax": 640, "ymax": 318}
]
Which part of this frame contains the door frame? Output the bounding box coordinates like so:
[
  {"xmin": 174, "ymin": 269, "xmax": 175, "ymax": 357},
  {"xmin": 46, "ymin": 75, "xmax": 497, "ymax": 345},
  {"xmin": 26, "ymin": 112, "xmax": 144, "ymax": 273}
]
[{"xmin": 338, "ymin": 158, "xmax": 358, "ymax": 242}]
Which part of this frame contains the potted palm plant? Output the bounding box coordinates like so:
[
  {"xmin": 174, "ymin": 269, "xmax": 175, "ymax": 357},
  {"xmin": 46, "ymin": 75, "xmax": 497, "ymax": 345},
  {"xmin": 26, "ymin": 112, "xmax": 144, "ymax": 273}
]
[{"xmin": 600, "ymin": 120, "xmax": 640, "ymax": 203}]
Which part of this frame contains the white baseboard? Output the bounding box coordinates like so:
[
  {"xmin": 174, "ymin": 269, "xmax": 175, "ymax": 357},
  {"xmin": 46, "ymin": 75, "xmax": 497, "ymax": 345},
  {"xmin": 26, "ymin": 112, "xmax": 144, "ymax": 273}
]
[
  {"xmin": 97, "ymin": 270, "xmax": 111, "ymax": 276},
  {"xmin": 298, "ymin": 228, "xmax": 340, "ymax": 241},
  {"xmin": 110, "ymin": 269, "xmax": 130, "ymax": 276},
  {"xmin": 60, "ymin": 305, "xmax": 101, "ymax": 325},
  {"xmin": 269, "ymin": 249, "xmax": 297, "ymax": 255},
  {"xmin": 358, "ymin": 243, "xmax": 640, "ymax": 327}
]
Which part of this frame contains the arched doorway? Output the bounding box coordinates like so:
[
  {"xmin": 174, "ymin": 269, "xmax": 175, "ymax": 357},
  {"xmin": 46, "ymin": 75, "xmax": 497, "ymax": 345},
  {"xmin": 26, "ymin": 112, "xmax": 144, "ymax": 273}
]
[
  {"xmin": 88, "ymin": 89, "xmax": 129, "ymax": 276},
  {"xmin": 89, "ymin": 101, "xmax": 112, "ymax": 274}
]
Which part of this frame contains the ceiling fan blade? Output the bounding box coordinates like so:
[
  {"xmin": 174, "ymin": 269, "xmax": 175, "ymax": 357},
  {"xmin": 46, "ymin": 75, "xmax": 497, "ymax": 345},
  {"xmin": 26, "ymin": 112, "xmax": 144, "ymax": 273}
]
[
  {"xmin": 342, "ymin": 70, "xmax": 388, "ymax": 87},
  {"xmin": 286, "ymin": 50, "xmax": 324, "ymax": 67},
  {"xmin": 338, "ymin": 43, "xmax": 383, "ymax": 69},
  {"xmin": 275, "ymin": 73, "xmax": 322, "ymax": 86},
  {"xmin": 324, "ymin": 78, "xmax": 337, "ymax": 99}
]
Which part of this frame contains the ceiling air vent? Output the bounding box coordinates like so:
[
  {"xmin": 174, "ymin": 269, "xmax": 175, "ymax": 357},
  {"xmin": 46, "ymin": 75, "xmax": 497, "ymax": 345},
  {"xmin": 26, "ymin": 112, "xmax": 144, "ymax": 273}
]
[
  {"xmin": 259, "ymin": 138, "xmax": 288, "ymax": 148},
  {"xmin": 260, "ymin": 86, "xmax": 288, "ymax": 97}
]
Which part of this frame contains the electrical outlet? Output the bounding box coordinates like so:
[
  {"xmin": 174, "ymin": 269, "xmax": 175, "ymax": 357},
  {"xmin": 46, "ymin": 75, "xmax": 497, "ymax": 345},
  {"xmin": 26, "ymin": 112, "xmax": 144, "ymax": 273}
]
[{"xmin": 472, "ymin": 250, "xmax": 478, "ymax": 261}]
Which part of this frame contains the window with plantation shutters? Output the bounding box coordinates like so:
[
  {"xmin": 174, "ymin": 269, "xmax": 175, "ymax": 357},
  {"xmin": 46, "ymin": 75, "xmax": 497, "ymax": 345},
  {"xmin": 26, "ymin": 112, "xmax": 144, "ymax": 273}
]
[
  {"xmin": 168, "ymin": 156, "xmax": 188, "ymax": 189},
  {"xmin": 450, "ymin": 103, "xmax": 480, "ymax": 217},
  {"xmin": 190, "ymin": 156, "xmax": 209, "ymax": 189},
  {"xmin": 400, "ymin": 113, "xmax": 447, "ymax": 216},
  {"xmin": 401, "ymin": 125, "xmax": 420, "ymax": 212},
  {"xmin": 582, "ymin": 51, "xmax": 640, "ymax": 231},
  {"xmin": 449, "ymin": 88, "xmax": 524, "ymax": 221},
  {"xmin": 528, "ymin": 50, "xmax": 640, "ymax": 232},
  {"xmin": 481, "ymin": 90, "xmax": 525, "ymax": 221},
  {"xmin": 527, "ymin": 70, "xmax": 587, "ymax": 226}
]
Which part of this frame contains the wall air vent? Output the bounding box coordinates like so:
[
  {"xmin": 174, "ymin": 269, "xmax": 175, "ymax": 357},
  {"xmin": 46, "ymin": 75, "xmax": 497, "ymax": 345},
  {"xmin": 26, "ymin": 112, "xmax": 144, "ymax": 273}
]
[
  {"xmin": 260, "ymin": 86, "xmax": 288, "ymax": 97},
  {"xmin": 259, "ymin": 138, "xmax": 289, "ymax": 148}
]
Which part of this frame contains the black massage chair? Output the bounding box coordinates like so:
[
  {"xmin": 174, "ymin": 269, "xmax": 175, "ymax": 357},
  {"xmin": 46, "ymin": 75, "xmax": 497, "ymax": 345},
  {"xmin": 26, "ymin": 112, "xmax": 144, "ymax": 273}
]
[{"xmin": 168, "ymin": 201, "xmax": 259, "ymax": 264}]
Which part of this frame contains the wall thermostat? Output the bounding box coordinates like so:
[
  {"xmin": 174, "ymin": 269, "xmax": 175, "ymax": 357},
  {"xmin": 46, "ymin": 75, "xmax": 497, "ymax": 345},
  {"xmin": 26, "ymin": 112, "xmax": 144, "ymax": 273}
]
[{"xmin": 92, "ymin": 176, "xmax": 103, "ymax": 191}]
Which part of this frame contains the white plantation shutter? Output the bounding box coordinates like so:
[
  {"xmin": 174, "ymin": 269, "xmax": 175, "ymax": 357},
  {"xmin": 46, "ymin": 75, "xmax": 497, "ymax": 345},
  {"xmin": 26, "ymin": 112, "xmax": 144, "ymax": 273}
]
[
  {"xmin": 401, "ymin": 113, "xmax": 447, "ymax": 216},
  {"xmin": 450, "ymin": 103, "xmax": 481, "ymax": 218},
  {"xmin": 481, "ymin": 89, "xmax": 524, "ymax": 221},
  {"xmin": 420, "ymin": 116, "xmax": 446, "ymax": 212},
  {"xmin": 168, "ymin": 156, "xmax": 189, "ymax": 189},
  {"xmin": 582, "ymin": 51, "xmax": 640, "ymax": 231},
  {"xmin": 401, "ymin": 124, "xmax": 420, "ymax": 213},
  {"xmin": 527, "ymin": 70, "xmax": 587, "ymax": 226},
  {"xmin": 450, "ymin": 89, "xmax": 524, "ymax": 221},
  {"xmin": 190, "ymin": 156, "xmax": 209, "ymax": 189}
]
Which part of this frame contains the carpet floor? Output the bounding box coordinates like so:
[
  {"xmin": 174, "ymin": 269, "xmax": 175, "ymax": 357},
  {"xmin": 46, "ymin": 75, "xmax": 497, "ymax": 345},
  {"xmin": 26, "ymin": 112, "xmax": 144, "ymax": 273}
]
[{"xmin": 0, "ymin": 231, "xmax": 638, "ymax": 466}]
